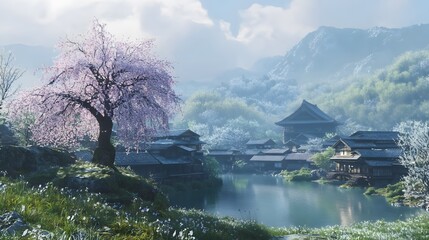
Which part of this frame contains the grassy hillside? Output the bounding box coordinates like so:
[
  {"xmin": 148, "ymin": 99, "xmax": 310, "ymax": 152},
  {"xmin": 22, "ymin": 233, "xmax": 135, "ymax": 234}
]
[
  {"xmin": 1, "ymin": 174, "xmax": 429, "ymax": 239},
  {"xmin": 177, "ymin": 50, "xmax": 429, "ymax": 142},
  {"xmin": 0, "ymin": 162, "xmax": 272, "ymax": 240}
]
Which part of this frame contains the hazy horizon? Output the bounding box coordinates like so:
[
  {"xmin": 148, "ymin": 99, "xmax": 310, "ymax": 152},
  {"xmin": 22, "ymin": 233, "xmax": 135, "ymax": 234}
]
[{"xmin": 2, "ymin": 0, "xmax": 429, "ymax": 91}]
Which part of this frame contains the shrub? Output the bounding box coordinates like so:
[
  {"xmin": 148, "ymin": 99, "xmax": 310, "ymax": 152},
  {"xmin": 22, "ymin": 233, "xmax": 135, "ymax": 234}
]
[
  {"xmin": 203, "ymin": 157, "xmax": 221, "ymax": 177},
  {"xmin": 364, "ymin": 187, "xmax": 377, "ymax": 195}
]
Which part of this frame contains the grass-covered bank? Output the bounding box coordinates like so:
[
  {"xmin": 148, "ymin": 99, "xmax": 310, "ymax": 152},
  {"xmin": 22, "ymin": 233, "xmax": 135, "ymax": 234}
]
[
  {"xmin": 0, "ymin": 162, "xmax": 272, "ymax": 240},
  {"xmin": 279, "ymin": 168, "xmax": 314, "ymax": 181},
  {"xmin": 270, "ymin": 213, "xmax": 429, "ymax": 239},
  {"xmin": 1, "ymin": 157, "xmax": 429, "ymax": 239},
  {"xmin": 364, "ymin": 181, "xmax": 422, "ymax": 208},
  {"xmin": 1, "ymin": 171, "xmax": 429, "ymax": 239}
]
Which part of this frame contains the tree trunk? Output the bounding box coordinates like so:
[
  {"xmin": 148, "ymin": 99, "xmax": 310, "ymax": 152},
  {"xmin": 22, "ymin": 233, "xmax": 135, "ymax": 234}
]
[{"xmin": 92, "ymin": 116, "xmax": 115, "ymax": 167}]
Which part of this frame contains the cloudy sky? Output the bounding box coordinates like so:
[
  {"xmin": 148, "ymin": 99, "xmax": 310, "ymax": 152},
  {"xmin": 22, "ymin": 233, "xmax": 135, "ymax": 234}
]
[{"xmin": 1, "ymin": 0, "xmax": 429, "ymax": 86}]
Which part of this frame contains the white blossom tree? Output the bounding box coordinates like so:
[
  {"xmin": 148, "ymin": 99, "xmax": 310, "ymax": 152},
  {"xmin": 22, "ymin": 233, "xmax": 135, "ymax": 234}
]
[
  {"xmin": 0, "ymin": 52, "xmax": 23, "ymax": 111},
  {"xmin": 395, "ymin": 121, "xmax": 429, "ymax": 208},
  {"xmin": 7, "ymin": 20, "xmax": 180, "ymax": 167}
]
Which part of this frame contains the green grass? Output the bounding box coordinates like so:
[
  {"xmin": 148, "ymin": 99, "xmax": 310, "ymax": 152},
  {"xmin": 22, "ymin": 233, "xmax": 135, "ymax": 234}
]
[
  {"xmin": 280, "ymin": 168, "xmax": 313, "ymax": 181},
  {"xmin": 2, "ymin": 162, "xmax": 429, "ymax": 239},
  {"xmin": 0, "ymin": 166, "xmax": 271, "ymax": 240},
  {"xmin": 270, "ymin": 213, "xmax": 429, "ymax": 239},
  {"xmin": 363, "ymin": 182, "xmax": 420, "ymax": 206}
]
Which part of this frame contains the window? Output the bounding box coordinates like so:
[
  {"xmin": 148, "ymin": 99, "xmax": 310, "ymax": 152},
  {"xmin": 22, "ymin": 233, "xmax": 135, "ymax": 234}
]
[{"xmin": 274, "ymin": 163, "xmax": 282, "ymax": 168}]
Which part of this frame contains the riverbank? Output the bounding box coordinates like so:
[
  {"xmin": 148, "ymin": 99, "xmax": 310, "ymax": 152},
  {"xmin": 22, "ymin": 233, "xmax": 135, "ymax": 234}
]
[
  {"xmin": 0, "ymin": 165, "xmax": 272, "ymax": 239},
  {"xmin": 279, "ymin": 168, "xmax": 420, "ymax": 207},
  {"xmin": 271, "ymin": 213, "xmax": 429, "ymax": 239},
  {"xmin": 1, "ymin": 175, "xmax": 428, "ymax": 239},
  {"xmin": 1, "ymin": 169, "xmax": 429, "ymax": 239}
]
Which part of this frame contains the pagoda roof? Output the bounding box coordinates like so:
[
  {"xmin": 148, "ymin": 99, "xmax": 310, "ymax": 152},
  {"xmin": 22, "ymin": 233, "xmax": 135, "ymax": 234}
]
[{"xmin": 275, "ymin": 100, "xmax": 338, "ymax": 126}]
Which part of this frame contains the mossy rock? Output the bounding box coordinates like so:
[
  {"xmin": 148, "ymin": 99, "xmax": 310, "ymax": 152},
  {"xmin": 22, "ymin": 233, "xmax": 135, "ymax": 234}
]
[
  {"xmin": 26, "ymin": 167, "xmax": 59, "ymax": 186},
  {"xmin": 53, "ymin": 162, "xmax": 161, "ymax": 204},
  {"xmin": 0, "ymin": 146, "xmax": 75, "ymax": 177},
  {"xmin": 55, "ymin": 162, "xmax": 120, "ymax": 193}
]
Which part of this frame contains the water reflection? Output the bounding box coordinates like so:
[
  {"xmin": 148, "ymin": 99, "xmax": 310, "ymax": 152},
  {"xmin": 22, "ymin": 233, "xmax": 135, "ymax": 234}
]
[{"xmin": 168, "ymin": 174, "xmax": 424, "ymax": 228}]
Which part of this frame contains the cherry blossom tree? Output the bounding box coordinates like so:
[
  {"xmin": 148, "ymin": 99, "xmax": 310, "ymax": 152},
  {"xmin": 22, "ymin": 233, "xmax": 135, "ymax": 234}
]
[{"xmin": 7, "ymin": 20, "xmax": 180, "ymax": 167}]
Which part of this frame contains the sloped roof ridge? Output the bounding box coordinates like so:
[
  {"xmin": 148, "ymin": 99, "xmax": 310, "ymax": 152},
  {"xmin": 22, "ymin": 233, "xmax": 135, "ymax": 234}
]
[
  {"xmin": 246, "ymin": 139, "xmax": 275, "ymax": 145},
  {"xmin": 157, "ymin": 129, "xmax": 200, "ymax": 137},
  {"xmin": 275, "ymin": 100, "xmax": 337, "ymax": 126},
  {"xmin": 349, "ymin": 131, "xmax": 399, "ymax": 140}
]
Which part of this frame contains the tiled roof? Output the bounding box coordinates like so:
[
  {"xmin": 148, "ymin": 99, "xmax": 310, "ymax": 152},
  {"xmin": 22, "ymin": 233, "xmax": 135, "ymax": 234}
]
[
  {"xmin": 355, "ymin": 149, "xmax": 401, "ymax": 159},
  {"xmin": 276, "ymin": 100, "xmax": 338, "ymax": 126},
  {"xmin": 207, "ymin": 150, "xmax": 235, "ymax": 156},
  {"xmin": 156, "ymin": 129, "xmax": 200, "ymax": 138},
  {"xmin": 339, "ymin": 138, "xmax": 377, "ymax": 149},
  {"xmin": 250, "ymin": 155, "xmax": 285, "ymax": 162},
  {"xmin": 177, "ymin": 145, "xmax": 196, "ymax": 152},
  {"xmin": 242, "ymin": 149, "xmax": 264, "ymax": 155},
  {"xmin": 284, "ymin": 152, "xmax": 313, "ymax": 161},
  {"xmin": 151, "ymin": 139, "xmax": 205, "ymax": 146},
  {"xmin": 246, "ymin": 139, "xmax": 276, "ymax": 145},
  {"xmin": 349, "ymin": 131, "xmax": 399, "ymax": 140},
  {"xmin": 262, "ymin": 149, "xmax": 289, "ymax": 154}
]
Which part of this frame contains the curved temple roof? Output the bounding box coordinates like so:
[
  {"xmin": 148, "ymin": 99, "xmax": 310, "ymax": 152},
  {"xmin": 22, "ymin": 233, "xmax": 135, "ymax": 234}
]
[{"xmin": 275, "ymin": 100, "xmax": 338, "ymax": 126}]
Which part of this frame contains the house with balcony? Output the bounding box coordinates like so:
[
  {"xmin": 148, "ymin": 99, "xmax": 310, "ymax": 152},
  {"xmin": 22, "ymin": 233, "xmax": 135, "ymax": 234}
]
[{"xmin": 330, "ymin": 131, "xmax": 406, "ymax": 184}]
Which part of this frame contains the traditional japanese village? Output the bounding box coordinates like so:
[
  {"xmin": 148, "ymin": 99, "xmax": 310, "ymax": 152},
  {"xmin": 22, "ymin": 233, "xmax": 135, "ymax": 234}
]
[
  {"xmin": 70, "ymin": 99, "xmax": 406, "ymax": 188},
  {"xmin": 2, "ymin": 1, "xmax": 429, "ymax": 239}
]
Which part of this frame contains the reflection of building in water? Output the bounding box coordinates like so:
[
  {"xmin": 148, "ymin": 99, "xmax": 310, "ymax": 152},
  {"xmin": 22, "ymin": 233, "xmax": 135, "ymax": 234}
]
[{"xmin": 337, "ymin": 204, "xmax": 354, "ymax": 226}]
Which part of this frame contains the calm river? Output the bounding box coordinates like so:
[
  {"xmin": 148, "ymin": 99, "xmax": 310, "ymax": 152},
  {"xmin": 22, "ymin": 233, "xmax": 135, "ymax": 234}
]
[{"xmin": 168, "ymin": 174, "xmax": 424, "ymax": 228}]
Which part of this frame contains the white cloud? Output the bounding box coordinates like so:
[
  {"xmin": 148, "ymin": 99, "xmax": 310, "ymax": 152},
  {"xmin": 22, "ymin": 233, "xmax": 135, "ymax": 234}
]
[
  {"xmin": 220, "ymin": 0, "xmax": 429, "ymax": 65},
  {"xmin": 157, "ymin": 0, "xmax": 213, "ymax": 26},
  {"xmin": 2, "ymin": 0, "xmax": 429, "ymax": 87}
]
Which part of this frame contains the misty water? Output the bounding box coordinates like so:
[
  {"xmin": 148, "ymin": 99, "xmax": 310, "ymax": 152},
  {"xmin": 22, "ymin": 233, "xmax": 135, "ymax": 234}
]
[{"xmin": 169, "ymin": 174, "xmax": 424, "ymax": 228}]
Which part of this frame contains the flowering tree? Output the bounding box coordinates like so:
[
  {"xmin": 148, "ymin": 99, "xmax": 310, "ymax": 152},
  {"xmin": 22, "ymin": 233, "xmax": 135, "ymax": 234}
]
[
  {"xmin": 0, "ymin": 52, "xmax": 23, "ymax": 111},
  {"xmin": 395, "ymin": 121, "xmax": 429, "ymax": 209},
  {"xmin": 7, "ymin": 21, "xmax": 180, "ymax": 167}
]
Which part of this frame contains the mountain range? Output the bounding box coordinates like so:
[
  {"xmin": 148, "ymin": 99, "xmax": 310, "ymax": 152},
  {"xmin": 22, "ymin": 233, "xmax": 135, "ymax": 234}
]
[{"xmin": 268, "ymin": 24, "xmax": 429, "ymax": 83}]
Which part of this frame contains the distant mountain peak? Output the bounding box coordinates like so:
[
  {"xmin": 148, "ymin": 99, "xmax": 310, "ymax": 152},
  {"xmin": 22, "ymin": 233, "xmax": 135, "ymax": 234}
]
[{"xmin": 269, "ymin": 24, "xmax": 429, "ymax": 82}]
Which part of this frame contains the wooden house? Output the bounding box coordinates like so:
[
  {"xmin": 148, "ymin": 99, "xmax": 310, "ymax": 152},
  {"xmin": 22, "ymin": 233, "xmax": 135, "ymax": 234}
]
[
  {"xmin": 330, "ymin": 131, "xmax": 406, "ymax": 184},
  {"xmin": 246, "ymin": 139, "xmax": 277, "ymax": 149},
  {"xmin": 206, "ymin": 148, "xmax": 241, "ymax": 171},
  {"xmin": 276, "ymin": 100, "xmax": 338, "ymax": 144},
  {"xmin": 250, "ymin": 152, "xmax": 313, "ymax": 171},
  {"xmin": 154, "ymin": 129, "xmax": 205, "ymax": 151},
  {"xmin": 234, "ymin": 139, "xmax": 278, "ymax": 161},
  {"xmin": 114, "ymin": 129, "xmax": 206, "ymax": 180},
  {"xmin": 115, "ymin": 150, "xmax": 204, "ymax": 180}
]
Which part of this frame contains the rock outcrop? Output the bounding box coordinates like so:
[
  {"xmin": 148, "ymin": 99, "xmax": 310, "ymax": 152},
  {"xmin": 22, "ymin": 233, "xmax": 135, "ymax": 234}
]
[
  {"xmin": 0, "ymin": 145, "xmax": 76, "ymax": 177},
  {"xmin": 0, "ymin": 211, "xmax": 29, "ymax": 235},
  {"xmin": 0, "ymin": 124, "xmax": 18, "ymax": 146},
  {"xmin": 0, "ymin": 211, "xmax": 51, "ymax": 238}
]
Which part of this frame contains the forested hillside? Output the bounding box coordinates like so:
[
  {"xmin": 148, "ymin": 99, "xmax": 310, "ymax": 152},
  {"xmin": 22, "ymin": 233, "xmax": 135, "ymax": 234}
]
[
  {"xmin": 318, "ymin": 51, "xmax": 429, "ymax": 130},
  {"xmin": 175, "ymin": 24, "xmax": 429, "ymax": 146}
]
